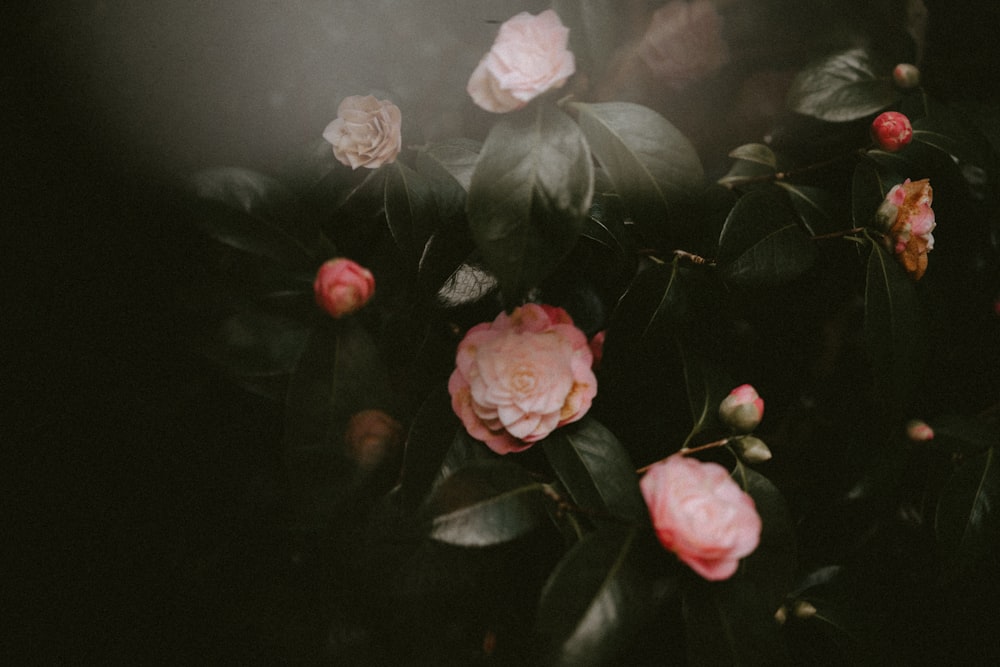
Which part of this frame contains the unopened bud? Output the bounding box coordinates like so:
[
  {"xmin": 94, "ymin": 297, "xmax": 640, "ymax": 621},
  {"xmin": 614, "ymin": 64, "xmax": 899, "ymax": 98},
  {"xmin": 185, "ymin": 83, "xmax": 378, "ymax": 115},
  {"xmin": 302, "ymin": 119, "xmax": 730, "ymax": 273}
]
[
  {"xmin": 774, "ymin": 605, "xmax": 788, "ymax": 625},
  {"xmin": 906, "ymin": 419, "xmax": 935, "ymax": 442},
  {"xmin": 735, "ymin": 436, "xmax": 772, "ymax": 463},
  {"xmin": 344, "ymin": 409, "xmax": 404, "ymax": 470},
  {"xmin": 892, "ymin": 63, "xmax": 921, "ymax": 89},
  {"xmin": 793, "ymin": 600, "xmax": 817, "ymax": 619},
  {"xmin": 871, "ymin": 111, "xmax": 913, "ymax": 152},
  {"xmin": 719, "ymin": 384, "xmax": 764, "ymax": 433}
]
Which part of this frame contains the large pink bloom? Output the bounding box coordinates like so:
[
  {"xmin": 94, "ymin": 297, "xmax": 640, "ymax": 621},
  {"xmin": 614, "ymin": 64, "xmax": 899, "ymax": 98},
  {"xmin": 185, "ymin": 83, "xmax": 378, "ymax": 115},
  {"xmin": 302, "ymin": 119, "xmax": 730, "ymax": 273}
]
[
  {"xmin": 466, "ymin": 10, "xmax": 576, "ymax": 114},
  {"xmin": 448, "ymin": 304, "xmax": 597, "ymax": 454},
  {"xmin": 640, "ymin": 455, "xmax": 762, "ymax": 580}
]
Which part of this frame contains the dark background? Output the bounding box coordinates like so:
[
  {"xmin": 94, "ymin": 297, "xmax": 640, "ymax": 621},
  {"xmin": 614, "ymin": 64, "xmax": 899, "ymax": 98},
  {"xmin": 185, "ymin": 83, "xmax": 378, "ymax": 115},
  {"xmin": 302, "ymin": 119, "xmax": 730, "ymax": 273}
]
[{"xmin": 6, "ymin": 1, "xmax": 998, "ymax": 662}]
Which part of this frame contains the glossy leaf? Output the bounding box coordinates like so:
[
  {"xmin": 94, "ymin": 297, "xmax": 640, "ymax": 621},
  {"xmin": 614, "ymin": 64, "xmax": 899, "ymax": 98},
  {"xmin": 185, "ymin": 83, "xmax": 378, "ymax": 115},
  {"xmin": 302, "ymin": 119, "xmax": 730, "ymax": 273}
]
[
  {"xmin": 398, "ymin": 385, "xmax": 464, "ymax": 508},
  {"xmin": 717, "ymin": 188, "xmax": 817, "ymax": 286},
  {"xmin": 729, "ymin": 143, "xmax": 777, "ymax": 168},
  {"xmin": 541, "ymin": 417, "xmax": 647, "ymax": 521},
  {"xmin": 203, "ymin": 309, "xmax": 312, "ymax": 379},
  {"xmin": 190, "ymin": 167, "xmax": 315, "ymax": 267},
  {"xmin": 787, "ymin": 48, "xmax": 897, "ymax": 122},
  {"xmin": 423, "ymin": 460, "xmax": 549, "ymax": 547},
  {"xmin": 383, "ymin": 161, "xmax": 437, "ymax": 265},
  {"xmin": 535, "ymin": 526, "xmax": 660, "ymax": 666},
  {"xmin": 851, "ymin": 162, "xmax": 893, "ymax": 229},
  {"xmin": 934, "ymin": 447, "xmax": 1000, "ymax": 576},
  {"xmin": 467, "ymin": 104, "xmax": 594, "ymax": 302},
  {"xmin": 863, "ymin": 239, "xmax": 923, "ymax": 412},
  {"xmin": 416, "ymin": 138, "xmax": 481, "ymax": 192},
  {"xmin": 734, "ymin": 462, "xmax": 797, "ymax": 611},
  {"xmin": 682, "ymin": 579, "xmax": 792, "ymax": 666},
  {"xmin": 679, "ymin": 344, "xmax": 732, "ymax": 437},
  {"xmin": 718, "ymin": 158, "xmax": 775, "ymax": 189},
  {"xmin": 571, "ymin": 101, "xmax": 703, "ymax": 240},
  {"xmin": 775, "ymin": 182, "xmax": 836, "ymax": 236}
]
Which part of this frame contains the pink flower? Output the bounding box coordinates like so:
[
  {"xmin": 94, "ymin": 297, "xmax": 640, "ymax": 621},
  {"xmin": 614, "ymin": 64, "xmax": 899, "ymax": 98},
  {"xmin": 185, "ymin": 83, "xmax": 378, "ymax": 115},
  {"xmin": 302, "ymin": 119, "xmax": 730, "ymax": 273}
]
[
  {"xmin": 588, "ymin": 330, "xmax": 606, "ymax": 370},
  {"xmin": 876, "ymin": 178, "xmax": 936, "ymax": 280},
  {"xmin": 870, "ymin": 111, "xmax": 913, "ymax": 152},
  {"xmin": 719, "ymin": 384, "xmax": 764, "ymax": 433},
  {"xmin": 323, "ymin": 95, "xmax": 402, "ymax": 169},
  {"xmin": 905, "ymin": 420, "xmax": 934, "ymax": 442},
  {"xmin": 641, "ymin": 454, "xmax": 762, "ymax": 580},
  {"xmin": 466, "ymin": 10, "xmax": 575, "ymax": 114},
  {"xmin": 448, "ymin": 304, "xmax": 597, "ymax": 454},
  {"xmin": 313, "ymin": 258, "xmax": 375, "ymax": 318},
  {"xmin": 638, "ymin": 0, "xmax": 729, "ymax": 89}
]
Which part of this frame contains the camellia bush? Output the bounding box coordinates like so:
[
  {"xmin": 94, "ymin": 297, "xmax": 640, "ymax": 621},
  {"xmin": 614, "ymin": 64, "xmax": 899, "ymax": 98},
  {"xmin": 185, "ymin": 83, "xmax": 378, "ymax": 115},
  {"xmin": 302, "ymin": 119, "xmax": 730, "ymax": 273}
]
[{"xmin": 183, "ymin": 3, "xmax": 1000, "ymax": 664}]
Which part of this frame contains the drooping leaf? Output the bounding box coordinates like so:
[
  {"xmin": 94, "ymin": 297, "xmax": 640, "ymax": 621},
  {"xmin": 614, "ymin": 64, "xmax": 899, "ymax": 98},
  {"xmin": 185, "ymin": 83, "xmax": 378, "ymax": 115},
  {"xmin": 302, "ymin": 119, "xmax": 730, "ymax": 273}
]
[
  {"xmin": 535, "ymin": 526, "xmax": 662, "ymax": 667},
  {"xmin": 863, "ymin": 238, "xmax": 923, "ymax": 414},
  {"xmin": 571, "ymin": 101, "xmax": 704, "ymax": 242},
  {"xmin": 383, "ymin": 160, "xmax": 437, "ymax": 266},
  {"xmin": 787, "ymin": 48, "xmax": 897, "ymax": 122},
  {"xmin": 934, "ymin": 447, "xmax": 1000, "ymax": 577},
  {"xmin": 733, "ymin": 462, "xmax": 797, "ymax": 611},
  {"xmin": 541, "ymin": 417, "xmax": 647, "ymax": 522},
  {"xmin": 717, "ymin": 187, "xmax": 817, "ymax": 287},
  {"xmin": 682, "ymin": 579, "xmax": 792, "ymax": 666},
  {"xmin": 189, "ymin": 167, "xmax": 315, "ymax": 267},
  {"xmin": 423, "ymin": 460, "xmax": 549, "ymax": 547},
  {"xmin": 467, "ymin": 104, "xmax": 594, "ymax": 303}
]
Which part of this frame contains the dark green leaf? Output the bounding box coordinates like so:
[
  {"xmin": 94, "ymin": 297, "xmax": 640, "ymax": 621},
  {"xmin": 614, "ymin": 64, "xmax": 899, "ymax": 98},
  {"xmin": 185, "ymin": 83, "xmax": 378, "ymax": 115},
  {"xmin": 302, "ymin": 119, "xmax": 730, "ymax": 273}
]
[
  {"xmin": 863, "ymin": 238, "xmax": 923, "ymax": 413},
  {"xmin": 682, "ymin": 579, "xmax": 791, "ymax": 666},
  {"xmin": 851, "ymin": 162, "xmax": 894, "ymax": 229},
  {"xmin": 467, "ymin": 104, "xmax": 594, "ymax": 302},
  {"xmin": 383, "ymin": 161, "xmax": 437, "ymax": 265},
  {"xmin": 930, "ymin": 415, "xmax": 1000, "ymax": 455},
  {"xmin": 717, "ymin": 188, "xmax": 817, "ymax": 286},
  {"xmin": 203, "ymin": 309, "xmax": 312, "ymax": 379},
  {"xmin": 934, "ymin": 447, "xmax": 1000, "ymax": 577},
  {"xmin": 416, "ymin": 138, "xmax": 481, "ymax": 192},
  {"xmin": 536, "ymin": 526, "xmax": 661, "ymax": 667},
  {"xmin": 398, "ymin": 385, "xmax": 464, "ymax": 508},
  {"xmin": 775, "ymin": 182, "xmax": 836, "ymax": 236},
  {"xmin": 787, "ymin": 48, "xmax": 897, "ymax": 122},
  {"xmin": 729, "ymin": 143, "xmax": 777, "ymax": 168},
  {"xmin": 571, "ymin": 101, "xmax": 703, "ymax": 241},
  {"xmin": 718, "ymin": 158, "xmax": 775, "ymax": 189},
  {"xmin": 423, "ymin": 460, "xmax": 549, "ymax": 547},
  {"xmin": 541, "ymin": 417, "xmax": 646, "ymax": 521},
  {"xmin": 734, "ymin": 463, "xmax": 797, "ymax": 611},
  {"xmin": 679, "ymin": 345, "xmax": 732, "ymax": 438},
  {"xmin": 190, "ymin": 167, "xmax": 315, "ymax": 267}
]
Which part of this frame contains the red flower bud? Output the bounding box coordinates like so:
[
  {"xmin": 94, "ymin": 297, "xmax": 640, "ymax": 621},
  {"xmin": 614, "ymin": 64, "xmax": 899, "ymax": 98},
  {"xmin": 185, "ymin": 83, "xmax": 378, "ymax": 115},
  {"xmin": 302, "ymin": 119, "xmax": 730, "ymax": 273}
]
[
  {"xmin": 871, "ymin": 112, "xmax": 913, "ymax": 152},
  {"xmin": 719, "ymin": 384, "xmax": 764, "ymax": 433},
  {"xmin": 313, "ymin": 258, "xmax": 375, "ymax": 318}
]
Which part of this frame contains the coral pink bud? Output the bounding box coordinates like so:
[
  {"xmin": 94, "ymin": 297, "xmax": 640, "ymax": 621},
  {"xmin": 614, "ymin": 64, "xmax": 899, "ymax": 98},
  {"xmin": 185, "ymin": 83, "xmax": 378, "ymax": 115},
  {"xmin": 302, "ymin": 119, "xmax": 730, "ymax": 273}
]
[
  {"xmin": 871, "ymin": 111, "xmax": 913, "ymax": 152},
  {"xmin": 892, "ymin": 63, "xmax": 920, "ymax": 89},
  {"xmin": 905, "ymin": 420, "xmax": 934, "ymax": 442},
  {"xmin": 719, "ymin": 384, "xmax": 764, "ymax": 433},
  {"xmin": 313, "ymin": 258, "xmax": 375, "ymax": 318}
]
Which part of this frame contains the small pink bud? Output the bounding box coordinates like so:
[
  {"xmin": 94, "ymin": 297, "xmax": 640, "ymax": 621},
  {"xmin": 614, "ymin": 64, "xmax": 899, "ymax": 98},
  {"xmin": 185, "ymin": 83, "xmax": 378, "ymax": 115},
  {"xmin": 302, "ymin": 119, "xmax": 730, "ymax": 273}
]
[
  {"xmin": 906, "ymin": 419, "xmax": 934, "ymax": 442},
  {"xmin": 892, "ymin": 63, "xmax": 920, "ymax": 89},
  {"xmin": 719, "ymin": 384, "xmax": 764, "ymax": 433},
  {"xmin": 871, "ymin": 111, "xmax": 913, "ymax": 152},
  {"xmin": 313, "ymin": 258, "xmax": 375, "ymax": 318}
]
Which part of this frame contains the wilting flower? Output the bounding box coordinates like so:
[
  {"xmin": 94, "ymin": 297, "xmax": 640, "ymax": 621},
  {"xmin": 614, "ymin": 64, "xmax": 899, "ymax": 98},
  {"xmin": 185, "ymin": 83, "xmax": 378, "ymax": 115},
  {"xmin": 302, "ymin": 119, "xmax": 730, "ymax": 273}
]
[
  {"xmin": 638, "ymin": 0, "xmax": 729, "ymax": 89},
  {"xmin": 876, "ymin": 178, "xmax": 936, "ymax": 280},
  {"xmin": 641, "ymin": 454, "xmax": 762, "ymax": 580},
  {"xmin": 719, "ymin": 384, "xmax": 764, "ymax": 433},
  {"xmin": 448, "ymin": 304, "xmax": 597, "ymax": 454},
  {"xmin": 323, "ymin": 95, "xmax": 402, "ymax": 169},
  {"xmin": 870, "ymin": 111, "xmax": 913, "ymax": 152},
  {"xmin": 466, "ymin": 10, "xmax": 575, "ymax": 113},
  {"xmin": 313, "ymin": 258, "xmax": 375, "ymax": 318}
]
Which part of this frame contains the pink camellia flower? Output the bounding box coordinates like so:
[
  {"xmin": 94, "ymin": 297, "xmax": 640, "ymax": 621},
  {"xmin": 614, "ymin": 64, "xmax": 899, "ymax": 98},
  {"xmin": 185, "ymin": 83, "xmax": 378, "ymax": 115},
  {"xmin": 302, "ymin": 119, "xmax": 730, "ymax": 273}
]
[
  {"xmin": 641, "ymin": 454, "xmax": 762, "ymax": 580},
  {"xmin": 466, "ymin": 10, "xmax": 575, "ymax": 114},
  {"xmin": 876, "ymin": 178, "xmax": 936, "ymax": 280},
  {"xmin": 313, "ymin": 258, "xmax": 375, "ymax": 318},
  {"xmin": 719, "ymin": 384, "xmax": 764, "ymax": 433},
  {"xmin": 638, "ymin": 0, "xmax": 729, "ymax": 90},
  {"xmin": 323, "ymin": 95, "xmax": 402, "ymax": 169},
  {"xmin": 448, "ymin": 304, "xmax": 597, "ymax": 454},
  {"xmin": 870, "ymin": 111, "xmax": 913, "ymax": 152}
]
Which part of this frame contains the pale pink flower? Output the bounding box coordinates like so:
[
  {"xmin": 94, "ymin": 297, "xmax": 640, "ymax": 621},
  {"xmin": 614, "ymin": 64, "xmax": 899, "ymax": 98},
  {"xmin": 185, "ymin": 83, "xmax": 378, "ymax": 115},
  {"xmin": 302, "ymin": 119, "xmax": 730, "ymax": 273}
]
[
  {"xmin": 641, "ymin": 454, "xmax": 761, "ymax": 580},
  {"xmin": 638, "ymin": 0, "xmax": 729, "ymax": 89},
  {"xmin": 448, "ymin": 304, "xmax": 597, "ymax": 454},
  {"xmin": 313, "ymin": 258, "xmax": 375, "ymax": 318},
  {"xmin": 466, "ymin": 10, "xmax": 575, "ymax": 113},
  {"xmin": 719, "ymin": 384, "xmax": 765, "ymax": 433},
  {"xmin": 323, "ymin": 95, "xmax": 402, "ymax": 169},
  {"xmin": 876, "ymin": 178, "xmax": 936, "ymax": 280}
]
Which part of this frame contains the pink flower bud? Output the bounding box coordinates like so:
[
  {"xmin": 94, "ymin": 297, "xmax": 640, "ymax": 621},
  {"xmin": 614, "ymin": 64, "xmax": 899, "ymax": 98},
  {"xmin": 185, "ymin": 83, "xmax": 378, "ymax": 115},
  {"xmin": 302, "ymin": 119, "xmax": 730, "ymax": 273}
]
[
  {"xmin": 313, "ymin": 258, "xmax": 375, "ymax": 318},
  {"xmin": 892, "ymin": 63, "xmax": 921, "ymax": 89},
  {"xmin": 871, "ymin": 111, "xmax": 913, "ymax": 152},
  {"xmin": 344, "ymin": 409, "xmax": 403, "ymax": 470},
  {"xmin": 905, "ymin": 419, "xmax": 934, "ymax": 442},
  {"xmin": 719, "ymin": 384, "xmax": 764, "ymax": 433}
]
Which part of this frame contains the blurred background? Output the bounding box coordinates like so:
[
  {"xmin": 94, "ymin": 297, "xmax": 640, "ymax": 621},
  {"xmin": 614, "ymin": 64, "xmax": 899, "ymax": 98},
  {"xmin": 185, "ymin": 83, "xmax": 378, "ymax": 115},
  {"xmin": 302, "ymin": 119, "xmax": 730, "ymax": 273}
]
[{"xmin": 6, "ymin": 0, "xmax": 998, "ymax": 662}]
